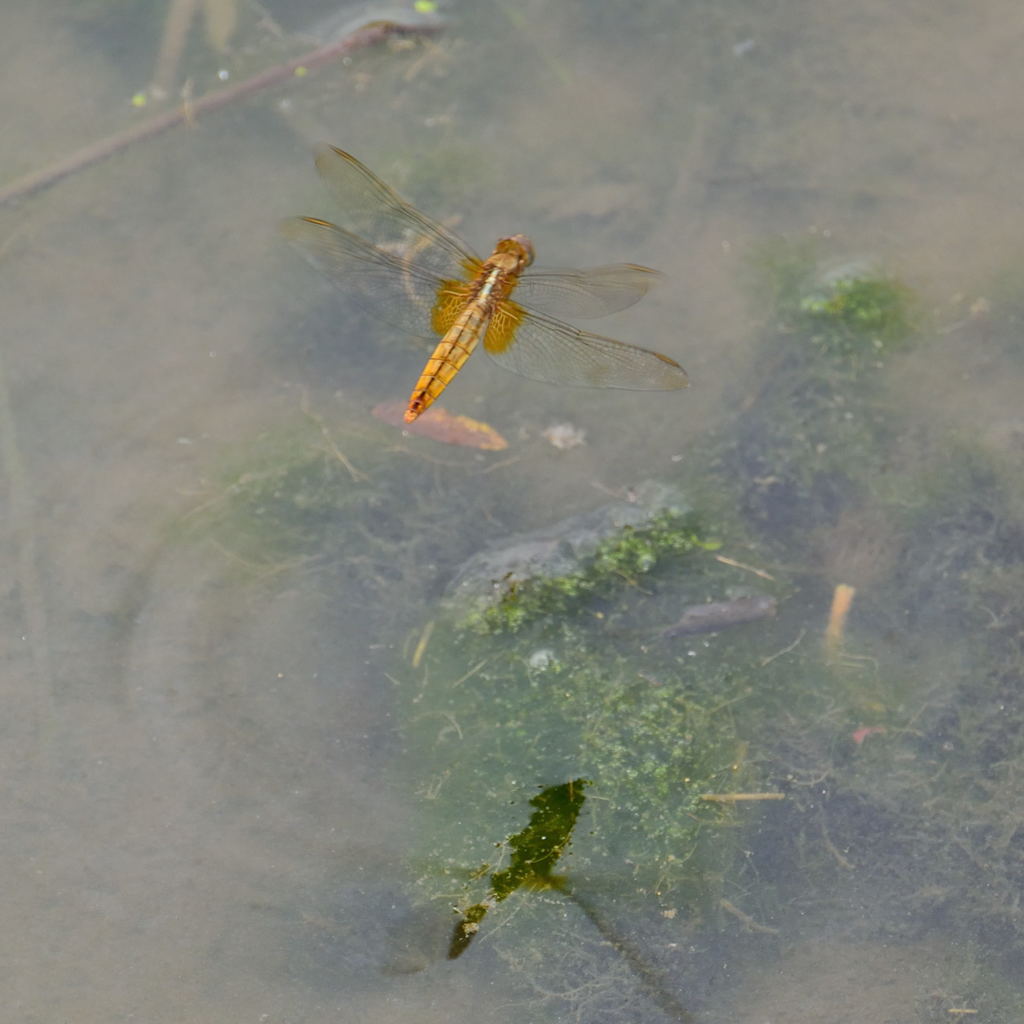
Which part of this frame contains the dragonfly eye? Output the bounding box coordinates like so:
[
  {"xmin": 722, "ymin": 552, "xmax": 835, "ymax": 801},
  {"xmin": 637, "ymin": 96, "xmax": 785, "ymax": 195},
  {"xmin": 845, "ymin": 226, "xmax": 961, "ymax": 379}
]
[{"xmin": 495, "ymin": 234, "xmax": 535, "ymax": 269}]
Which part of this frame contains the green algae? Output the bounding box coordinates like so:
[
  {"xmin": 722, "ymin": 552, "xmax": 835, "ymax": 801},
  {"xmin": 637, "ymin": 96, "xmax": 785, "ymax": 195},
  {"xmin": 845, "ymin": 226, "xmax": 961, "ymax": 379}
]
[
  {"xmin": 175, "ymin": 413, "xmax": 781, "ymax": 945},
  {"xmin": 750, "ymin": 241, "xmax": 918, "ymax": 365},
  {"xmin": 713, "ymin": 243, "xmax": 922, "ymax": 545},
  {"xmin": 796, "ymin": 267, "xmax": 916, "ymax": 364},
  {"xmin": 661, "ymin": 242, "xmax": 1024, "ymax": 998},
  {"xmin": 398, "ymin": 542, "xmax": 776, "ymax": 927},
  {"xmin": 714, "ymin": 429, "xmax": 1024, "ymax": 983}
]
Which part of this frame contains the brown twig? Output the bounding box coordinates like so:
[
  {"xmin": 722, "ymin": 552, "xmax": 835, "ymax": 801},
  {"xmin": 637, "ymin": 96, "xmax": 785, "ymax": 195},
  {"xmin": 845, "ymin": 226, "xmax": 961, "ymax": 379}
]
[
  {"xmin": 699, "ymin": 792, "xmax": 785, "ymax": 803},
  {"xmin": 713, "ymin": 553, "xmax": 776, "ymax": 581},
  {"xmin": 0, "ymin": 18, "xmax": 442, "ymax": 208},
  {"xmin": 718, "ymin": 898, "xmax": 780, "ymax": 935}
]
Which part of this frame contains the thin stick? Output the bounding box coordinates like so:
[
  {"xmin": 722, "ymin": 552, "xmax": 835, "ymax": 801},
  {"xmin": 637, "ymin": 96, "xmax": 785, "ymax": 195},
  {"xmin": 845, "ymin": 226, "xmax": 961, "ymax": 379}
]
[
  {"xmin": 718, "ymin": 898, "xmax": 780, "ymax": 935},
  {"xmin": 713, "ymin": 553, "xmax": 776, "ymax": 581},
  {"xmin": 699, "ymin": 792, "xmax": 785, "ymax": 803},
  {"xmin": 0, "ymin": 19, "xmax": 442, "ymax": 208},
  {"xmin": 818, "ymin": 807, "xmax": 854, "ymax": 870},
  {"xmin": 760, "ymin": 627, "xmax": 806, "ymax": 667}
]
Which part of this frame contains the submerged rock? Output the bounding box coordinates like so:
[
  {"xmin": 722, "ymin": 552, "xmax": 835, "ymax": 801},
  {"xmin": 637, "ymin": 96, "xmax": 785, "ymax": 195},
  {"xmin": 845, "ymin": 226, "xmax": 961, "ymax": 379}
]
[
  {"xmin": 660, "ymin": 593, "xmax": 777, "ymax": 638},
  {"xmin": 442, "ymin": 480, "xmax": 693, "ymax": 626}
]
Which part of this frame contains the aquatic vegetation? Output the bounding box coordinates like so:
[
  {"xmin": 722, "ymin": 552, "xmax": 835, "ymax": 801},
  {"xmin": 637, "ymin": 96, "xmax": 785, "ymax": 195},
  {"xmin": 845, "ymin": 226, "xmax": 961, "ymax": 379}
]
[
  {"xmin": 388, "ymin": 500, "xmax": 796, "ymax": 1021},
  {"xmin": 195, "ymin": 426, "xmax": 383, "ymax": 561},
  {"xmin": 750, "ymin": 242, "xmax": 917, "ymax": 368},
  {"xmin": 893, "ymin": 440, "xmax": 1024, "ymax": 629},
  {"xmin": 404, "ymin": 627, "xmax": 753, "ymax": 868},
  {"xmin": 454, "ymin": 778, "xmax": 701, "ymax": 1021},
  {"xmin": 714, "ymin": 242, "xmax": 921, "ymax": 543},
  {"xmin": 893, "ymin": 446, "xmax": 1024, "ymax": 951},
  {"xmin": 721, "ymin": 430, "xmax": 1024, "ymax": 994},
  {"xmin": 398, "ymin": 532, "xmax": 780, "ymax": 923},
  {"xmin": 652, "ymin": 240, "xmax": 1024, "ymax": 1002}
]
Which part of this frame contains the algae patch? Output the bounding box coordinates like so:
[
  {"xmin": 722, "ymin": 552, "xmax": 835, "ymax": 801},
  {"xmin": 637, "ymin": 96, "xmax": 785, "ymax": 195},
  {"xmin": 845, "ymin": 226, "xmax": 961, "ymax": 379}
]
[{"xmin": 398, "ymin": 495, "xmax": 777, "ymax": 926}]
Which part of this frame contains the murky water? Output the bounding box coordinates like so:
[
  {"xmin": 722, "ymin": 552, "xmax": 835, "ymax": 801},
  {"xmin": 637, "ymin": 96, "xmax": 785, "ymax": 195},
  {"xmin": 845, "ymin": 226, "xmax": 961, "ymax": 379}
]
[{"xmin": 2, "ymin": 1, "xmax": 1024, "ymax": 1020}]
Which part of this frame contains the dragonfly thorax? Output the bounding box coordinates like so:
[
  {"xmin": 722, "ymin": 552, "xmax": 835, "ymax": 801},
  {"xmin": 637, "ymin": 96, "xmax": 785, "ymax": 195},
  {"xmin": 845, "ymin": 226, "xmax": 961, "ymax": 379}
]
[{"xmin": 491, "ymin": 234, "xmax": 535, "ymax": 272}]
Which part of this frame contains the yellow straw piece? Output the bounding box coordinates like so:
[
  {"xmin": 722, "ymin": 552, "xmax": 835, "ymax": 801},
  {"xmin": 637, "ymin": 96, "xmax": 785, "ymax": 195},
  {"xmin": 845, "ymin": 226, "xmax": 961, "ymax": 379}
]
[
  {"xmin": 411, "ymin": 619, "xmax": 435, "ymax": 668},
  {"xmin": 824, "ymin": 583, "xmax": 856, "ymax": 659}
]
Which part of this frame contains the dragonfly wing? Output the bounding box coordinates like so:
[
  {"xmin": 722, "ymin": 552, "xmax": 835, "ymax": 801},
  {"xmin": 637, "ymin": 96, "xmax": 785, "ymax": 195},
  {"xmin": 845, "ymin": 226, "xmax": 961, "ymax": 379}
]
[
  {"xmin": 483, "ymin": 307, "xmax": 688, "ymax": 390},
  {"xmin": 514, "ymin": 264, "xmax": 664, "ymax": 319},
  {"xmin": 281, "ymin": 216, "xmax": 456, "ymax": 338},
  {"xmin": 311, "ymin": 144, "xmax": 478, "ymax": 280}
]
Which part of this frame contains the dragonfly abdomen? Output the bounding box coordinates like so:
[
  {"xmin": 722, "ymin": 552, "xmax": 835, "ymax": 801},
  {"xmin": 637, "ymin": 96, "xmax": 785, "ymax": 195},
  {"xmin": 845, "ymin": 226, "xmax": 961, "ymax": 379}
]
[{"xmin": 404, "ymin": 305, "xmax": 489, "ymax": 422}]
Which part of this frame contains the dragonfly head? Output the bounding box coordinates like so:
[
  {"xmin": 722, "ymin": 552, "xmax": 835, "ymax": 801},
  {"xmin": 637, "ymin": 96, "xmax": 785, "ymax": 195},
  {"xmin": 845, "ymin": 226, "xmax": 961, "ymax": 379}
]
[{"xmin": 494, "ymin": 234, "xmax": 535, "ymax": 271}]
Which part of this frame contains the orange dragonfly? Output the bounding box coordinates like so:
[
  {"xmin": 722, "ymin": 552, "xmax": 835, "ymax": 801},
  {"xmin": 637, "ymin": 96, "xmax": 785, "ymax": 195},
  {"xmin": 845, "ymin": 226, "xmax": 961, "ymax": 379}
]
[{"xmin": 281, "ymin": 145, "xmax": 688, "ymax": 423}]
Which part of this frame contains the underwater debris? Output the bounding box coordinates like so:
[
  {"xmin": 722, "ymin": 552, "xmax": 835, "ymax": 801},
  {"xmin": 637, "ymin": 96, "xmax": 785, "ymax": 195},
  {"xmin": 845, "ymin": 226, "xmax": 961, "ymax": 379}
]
[
  {"xmin": 541, "ymin": 422, "xmax": 587, "ymax": 450},
  {"xmin": 850, "ymin": 725, "xmax": 886, "ymax": 746}
]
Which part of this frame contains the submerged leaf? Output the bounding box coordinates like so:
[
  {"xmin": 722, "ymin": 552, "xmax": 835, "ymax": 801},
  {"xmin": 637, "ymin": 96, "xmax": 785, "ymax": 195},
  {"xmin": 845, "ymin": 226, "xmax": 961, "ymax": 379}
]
[
  {"xmin": 448, "ymin": 779, "xmax": 588, "ymax": 958},
  {"xmin": 372, "ymin": 400, "xmax": 508, "ymax": 450},
  {"xmin": 492, "ymin": 778, "xmax": 589, "ymax": 897}
]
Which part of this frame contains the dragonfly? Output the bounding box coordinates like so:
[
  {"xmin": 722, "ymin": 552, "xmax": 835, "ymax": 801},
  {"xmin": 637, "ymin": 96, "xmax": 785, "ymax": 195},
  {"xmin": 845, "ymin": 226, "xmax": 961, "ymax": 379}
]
[{"xmin": 281, "ymin": 145, "xmax": 688, "ymax": 423}]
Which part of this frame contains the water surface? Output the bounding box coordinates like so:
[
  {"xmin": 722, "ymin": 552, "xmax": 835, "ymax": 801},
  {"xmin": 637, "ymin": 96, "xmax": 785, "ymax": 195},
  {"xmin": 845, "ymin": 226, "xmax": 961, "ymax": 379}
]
[{"xmin": 2, "ymin": 1, "xmax": 1024, "ymax": 1020}]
